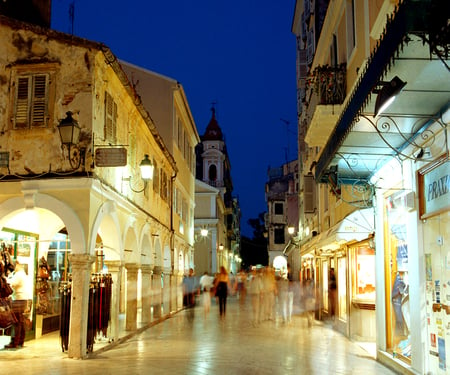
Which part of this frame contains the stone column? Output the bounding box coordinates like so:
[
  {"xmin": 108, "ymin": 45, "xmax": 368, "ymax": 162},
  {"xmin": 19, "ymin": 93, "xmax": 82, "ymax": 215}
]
[
  {"xmin": 152, "ymin": 266, "xmax": 162, "ymax": 319},
  {"xmin": 169, "ymin": 272, "xmax": 177, "ymax": 313},
  {"xmin": 125, "ymin": 263, "xmax": 139, "ymax": 331},
  {"xmin": 103, "ymin": 260, "xmax": 122, "ymax": 342},
  {"xmin": 175, "ymin": 271, "xmax": 184, "ymax": 311},
  {"xmin": 67, "ymin": 254, "xmax": 95, "ymax": 359},
  {"xmin": 162, "ymin": 271, "xmax": 170, "ymax": 316},
  {"xmin": 140, "ymin": 265, "xmax": 153, "ymax": 324}
]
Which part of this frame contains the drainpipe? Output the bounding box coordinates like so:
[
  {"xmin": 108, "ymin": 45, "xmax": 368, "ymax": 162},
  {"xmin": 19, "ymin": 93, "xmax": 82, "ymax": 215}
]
[{"xmin": 170, "ymin": 171, "xmax": 177, "ymax": 272}]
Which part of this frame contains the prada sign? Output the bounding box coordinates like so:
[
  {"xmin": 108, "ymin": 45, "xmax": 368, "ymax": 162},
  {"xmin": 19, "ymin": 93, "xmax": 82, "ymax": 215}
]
[{"xmin": 418, "ymin": 157, "xmax": 450, "ymax": 219}]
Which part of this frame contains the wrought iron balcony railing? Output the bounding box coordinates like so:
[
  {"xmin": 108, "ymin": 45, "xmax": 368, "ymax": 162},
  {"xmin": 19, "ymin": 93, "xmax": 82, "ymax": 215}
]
[{"xmin": 306, "ymin": 63, "xmax": 346, "ymax": 106}]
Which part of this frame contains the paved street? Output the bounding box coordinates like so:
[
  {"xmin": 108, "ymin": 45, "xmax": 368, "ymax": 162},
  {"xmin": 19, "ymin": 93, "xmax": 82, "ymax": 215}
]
[{"xmin": 1, "ymin": 297, "xmax": 397, "ymax": 375}]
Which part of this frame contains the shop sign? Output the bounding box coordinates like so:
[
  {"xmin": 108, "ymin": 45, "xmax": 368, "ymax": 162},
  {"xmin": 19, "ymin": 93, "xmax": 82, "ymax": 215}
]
[
  {"xmin": 95, "ymin": 147, "xmax": 127, "ymax": 167},
  {"xmin": 419, "ymin": 158, "xmax": 450, "ymax": 219}
]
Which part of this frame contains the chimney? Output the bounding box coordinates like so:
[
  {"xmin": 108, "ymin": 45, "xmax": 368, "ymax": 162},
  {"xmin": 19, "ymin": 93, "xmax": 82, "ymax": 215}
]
[{"xmin": 0, "ymin": 0, "xmax": 52, "ymax": 28}]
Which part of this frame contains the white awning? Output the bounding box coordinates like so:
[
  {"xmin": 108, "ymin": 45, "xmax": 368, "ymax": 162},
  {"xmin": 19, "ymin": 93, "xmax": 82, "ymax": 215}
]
[{"xmin": 300, "ymin": 208, "xmax": 374, "ymax": 255}]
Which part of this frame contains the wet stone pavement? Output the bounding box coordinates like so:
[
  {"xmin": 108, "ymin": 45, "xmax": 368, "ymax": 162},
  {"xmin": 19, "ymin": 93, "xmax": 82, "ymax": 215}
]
[{"xmin": 0, "ymin": 297, "xmax": 398, "ymax": 375}]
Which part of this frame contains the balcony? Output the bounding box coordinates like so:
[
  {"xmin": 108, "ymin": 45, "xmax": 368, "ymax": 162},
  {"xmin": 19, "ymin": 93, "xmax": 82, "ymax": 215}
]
[{"xmin": 304, "ymin": 64, "xmax": 346, "ymax": 148}]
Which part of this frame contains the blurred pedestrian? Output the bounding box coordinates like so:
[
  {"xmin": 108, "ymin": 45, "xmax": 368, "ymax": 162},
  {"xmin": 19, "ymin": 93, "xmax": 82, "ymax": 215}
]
[
  {"xmin": 303, "ymin": 278, "xmax": 315, "ymax": 327},
  {"xmin": 214, "ymin": 266, "xmax": 231, "ymax": 319},
  {"xmin": 261, "ymin": 267, "xmax": 276, "ymax": 321},
  {"xmin": 247, "ymin": 268, "xmax": 262, "ymax": 326},
  {"xmin": 329, "ymin": 268, "xmax": 337, "ymax": 321},
  {"xmin": 182, "ymin": 268, "xmax": 198, "ymax": 322},
  {"xmin": 277, "ymin": 275, "xmax": 289, "ymax": 323},
  {"xmin": 199, "ymin": 272, "xmax": 214, "ymax": 318},
  {"xmin": 236, "ymin": 269, "xmax": 247, "ymax": 305}
]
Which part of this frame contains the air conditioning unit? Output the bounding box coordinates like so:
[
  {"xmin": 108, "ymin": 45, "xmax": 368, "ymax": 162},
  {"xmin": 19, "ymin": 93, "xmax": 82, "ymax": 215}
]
[{"xmin": 393, "ymin": 191, "xmax": 415, "ymax": 211}]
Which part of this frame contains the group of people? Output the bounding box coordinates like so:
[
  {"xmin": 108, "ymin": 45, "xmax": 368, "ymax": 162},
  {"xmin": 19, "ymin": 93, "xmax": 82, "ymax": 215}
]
[
  {"xmin": 1, "ymin": 257, "xmax": 31, "ymax": 349},
  {"xmin": 182, "ymin": 265, "xmax": 317, "ymax": 326}
]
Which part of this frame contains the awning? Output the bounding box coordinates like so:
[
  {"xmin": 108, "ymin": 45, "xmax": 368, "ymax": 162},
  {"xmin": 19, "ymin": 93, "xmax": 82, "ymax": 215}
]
[
  {"xmin": 314, "ymin": 0, "xmax": 450, "ymax": 183},
  {"xmin": 300, "ymin": 208, "xmax": 374, "ymax": 255}
]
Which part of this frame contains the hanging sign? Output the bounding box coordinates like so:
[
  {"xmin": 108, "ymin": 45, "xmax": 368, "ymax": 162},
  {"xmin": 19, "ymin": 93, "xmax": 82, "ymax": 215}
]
[
  {"xmin": 95, "ymin": 148, "xmax": 127, "ymax": 167},
  {"xmin": 418, "ymin": 158, "xmax": 450, "ymax": 219}
]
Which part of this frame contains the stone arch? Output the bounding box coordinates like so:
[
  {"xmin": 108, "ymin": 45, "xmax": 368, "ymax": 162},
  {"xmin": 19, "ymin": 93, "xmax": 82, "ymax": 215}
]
[
  {"xmin": 153, "ymin": 237, "xmax": 162, "ymax": 268},
  {"xmin": 139, "ymin": 222, "xmax": 152, "ymax": 266},
  {"xmin": 90, "ymin": 200, "xmax": 122, "ymax": 260},
  {"xmin": 0, "ymin": 194, "xmax": 85, "ymax": 254},
  {"xmin": 163, "ymin": 243, "xmax": 171, "ymax": 271}
]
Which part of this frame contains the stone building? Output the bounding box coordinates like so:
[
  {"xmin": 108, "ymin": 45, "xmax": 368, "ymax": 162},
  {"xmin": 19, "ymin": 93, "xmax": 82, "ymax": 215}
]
[
  {"xmin": 265, "ymin": 160, "xmax": 299, "ymax": 277},
  {"xmin": 194, "ymin": 108, "xmax": 241, "ymax": 276},
  {"xmin": 0, "ymin": 3, "xmax": 196, "ymax": 358},
  {"xmin": 292, "ymin": 0, "xmax": 449, "ymax": 373}
]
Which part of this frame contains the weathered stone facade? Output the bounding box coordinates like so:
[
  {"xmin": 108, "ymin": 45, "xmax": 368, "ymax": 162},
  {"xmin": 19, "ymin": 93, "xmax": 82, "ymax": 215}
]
[{"xmin": 0, "ymin": 15, "xmax": 191, "ymax": 358}]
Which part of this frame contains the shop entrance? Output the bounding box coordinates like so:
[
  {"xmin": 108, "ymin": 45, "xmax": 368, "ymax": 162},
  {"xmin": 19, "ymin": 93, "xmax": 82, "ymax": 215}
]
[
  {"xmin": 423, "ymin": 211, "xmax": 450, "ymax": 373},
  {"xmin": 0, "ymin": 207, "xmax": 71, "ymax": 350}
]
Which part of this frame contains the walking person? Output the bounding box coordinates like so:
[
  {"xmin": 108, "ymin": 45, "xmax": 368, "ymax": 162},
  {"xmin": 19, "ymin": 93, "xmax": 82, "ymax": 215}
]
[
  {"xmin": 5, "ymin": 259, "xmax": 30, "ymax": 349},
  {"xmin": 303, "ymin": 277, "xmax": 315, "ymax": 327},
  {"xmin": 182, "ymin": 268, "xmax": 198, "ymax": 322},
  {"xmin": 329, "ymin": 268, "xmax": 337, "ymax": 321},
  {"xmin": 199, "ymin": 272, "xmax": 214, "ymax": 318},
  {"xmin": 235, "ymin": 269, "xmax": 247, "ymax": 305},
  {"xmin": 277, "ymin": 275, "xmax": 289, "ymax": 323},
  {"xmin": 247, "ymin": 268, "xmax": 262, "ymax": 326},
  {"xmin": 214, "ymin": 266, "xmax": 231, "ymax": 320}
]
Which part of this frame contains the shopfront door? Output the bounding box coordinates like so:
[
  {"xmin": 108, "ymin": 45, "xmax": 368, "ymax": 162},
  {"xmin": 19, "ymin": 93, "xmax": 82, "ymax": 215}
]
[{"xmin": 424, "ymin": 211, "xmax": 450, "ymax": 373}]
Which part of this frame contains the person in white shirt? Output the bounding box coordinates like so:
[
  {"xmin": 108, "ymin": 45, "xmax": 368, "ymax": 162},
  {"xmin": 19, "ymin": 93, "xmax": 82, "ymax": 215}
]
[{"xmin": 6, "ymin": 259, "xmax": 30, "ymax": 349}]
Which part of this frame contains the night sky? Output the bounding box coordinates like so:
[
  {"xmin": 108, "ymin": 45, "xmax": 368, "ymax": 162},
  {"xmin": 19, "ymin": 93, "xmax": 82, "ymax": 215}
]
[{"xmin": 51, "ymin": 0, "xmax": 298, "ymax": 237}]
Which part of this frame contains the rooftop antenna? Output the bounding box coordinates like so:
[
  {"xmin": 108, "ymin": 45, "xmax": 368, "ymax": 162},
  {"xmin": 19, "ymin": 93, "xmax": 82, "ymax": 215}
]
[{"xmin": 69, "ymin": 1, "xmax": 75, "ymax": 35}]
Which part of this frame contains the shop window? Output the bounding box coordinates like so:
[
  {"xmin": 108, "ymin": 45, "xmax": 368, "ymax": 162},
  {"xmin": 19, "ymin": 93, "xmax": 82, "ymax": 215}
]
[
  {"xmin": 385, "ymin": 192, "xmax": 411, "ymax": 363},
  {"xmin": 0, "ymin": 228, "xmax": 39, "ymax": 335},
  {"xmin": 352, "ymin": 245, "xmax": 375, "ymax": 301},
  {"xmin": 337, "ymin": 257, "xmax": 347, "ymax": 320}
]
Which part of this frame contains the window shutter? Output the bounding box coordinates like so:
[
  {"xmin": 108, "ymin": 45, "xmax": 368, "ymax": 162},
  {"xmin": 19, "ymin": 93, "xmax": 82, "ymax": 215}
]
[
  {"xmin": 304, "ymin": 174, "xmax": 316, "ymax": 213},
  {"xmin": 15, "ymin": 76, "xmax": 31, "ymax": 128},
  {"xmin": 31, "ymin": 74, "xmax": 48, "ymax": 127},
  {"xmin": 104, "ymin": 92, "xmax": 117, "ymax": 143}
]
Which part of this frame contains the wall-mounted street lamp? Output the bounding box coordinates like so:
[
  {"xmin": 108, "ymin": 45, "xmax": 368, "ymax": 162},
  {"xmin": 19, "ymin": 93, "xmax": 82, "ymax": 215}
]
[
  {"xmin": 218, "ymin": 244, "xmax": 224, "ymax": 251},
  {"xmin": 57, "ymin": 111, "xmax": 84, "ymax": 169},
  {"xmin": 287, "ymin": 226, "xmax": 295, "ymax": 236},
  {"xmin": 125, "ymin": 154, "xmax": 154, "ymax": 193},
  {"xmin": 373, "ymin": 76, "xmax": 406, "ymax": 116},
  {"xmin": 194, "ymin": 228, "xmax": 209, "ymax": 243}
]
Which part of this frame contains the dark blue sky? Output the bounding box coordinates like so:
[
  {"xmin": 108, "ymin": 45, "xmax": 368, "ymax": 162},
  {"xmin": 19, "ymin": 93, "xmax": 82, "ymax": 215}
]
[{"xmin": 51, "ymin": 0, "xmax": 297, "ymax": 237}]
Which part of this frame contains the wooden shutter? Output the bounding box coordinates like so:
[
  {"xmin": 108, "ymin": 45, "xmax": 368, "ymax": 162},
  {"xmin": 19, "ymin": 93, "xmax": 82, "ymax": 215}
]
[
  {"xmin": 304, "ymin": 174, "xmax": 316, "ymax": 213},
  {"xmin": 15, "ymin": 76, "xmax": 31, "ymax": 128},
  {"xmin": 31, "ymin": 74, "xmax": 48, "ymax": 127},
  {"xmin": 104, "ymin": 92, "xmax": 117, "ymax": 143}
]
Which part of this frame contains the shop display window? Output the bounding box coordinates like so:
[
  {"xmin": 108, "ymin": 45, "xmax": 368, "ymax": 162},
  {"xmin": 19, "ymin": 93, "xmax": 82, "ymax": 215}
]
[
  {"xmin": 322, "ymin": 261, "xmax": 329, "ymax": 312},
  {"xmin": 384, "ymin": 193, "xmax": 411, "ymax": 363},
  {"xmin": 337, "ymin": 257, "xmax": 347, "ymax": 320},
  {"xmin": 0, "ymin": 228, "xmax": 38, "ymax": 338},
  {"xmin": 351, "ymin": 244, "xmax": 375, "ymax": 302},
  {"xmin": 36, "ymin": 233, "xmax": 71, "ymax": 319}
]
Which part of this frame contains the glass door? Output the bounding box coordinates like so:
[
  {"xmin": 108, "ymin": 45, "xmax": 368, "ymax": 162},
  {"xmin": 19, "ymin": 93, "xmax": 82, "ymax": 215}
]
[{"xmin": 424, "ymin": 211, "xmax": 450, "ymax": 373}]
